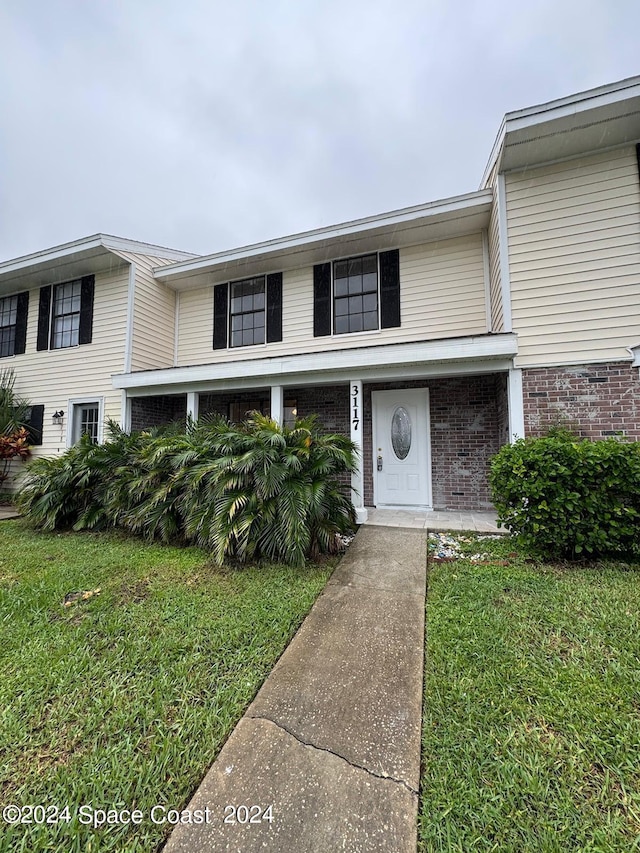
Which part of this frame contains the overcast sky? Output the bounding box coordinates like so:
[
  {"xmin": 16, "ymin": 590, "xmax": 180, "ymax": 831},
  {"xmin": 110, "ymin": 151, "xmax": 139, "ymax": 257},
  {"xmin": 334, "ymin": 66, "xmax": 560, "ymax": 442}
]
[{"xmin": 1, "ymin": 1, "xmax": 638, "ymax": 261}]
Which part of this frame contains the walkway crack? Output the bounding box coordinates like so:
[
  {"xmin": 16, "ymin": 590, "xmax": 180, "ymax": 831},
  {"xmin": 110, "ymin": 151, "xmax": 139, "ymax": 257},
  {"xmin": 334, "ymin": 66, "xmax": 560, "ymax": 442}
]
[{"xmin": 247, "ymin": 713, "xmax": 418, "ymax": 797}]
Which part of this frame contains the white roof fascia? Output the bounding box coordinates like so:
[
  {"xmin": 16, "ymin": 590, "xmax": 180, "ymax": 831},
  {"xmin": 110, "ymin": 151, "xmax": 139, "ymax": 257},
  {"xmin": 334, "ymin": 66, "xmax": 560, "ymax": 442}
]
[
  {"xmin": 154, "ymin": 190, "xmax": 493, "ymax": 280},
  {"xmin": 100, "ymin": 234, "xmax": 198, "ymax": 261},
  {"xmin": 0, "ymin": 234, "xmax": 105, "ymax": 276},
  {"xmin": 480, "ymin": 75, "xmax": 640, "ymax": 188},
  {"xmin": 113, "ymin": 333, "xmax": 518, "ymax": 392},
  {"xmin": 0, "ymin": 233, "xmax": 198, "ymax": 277}
]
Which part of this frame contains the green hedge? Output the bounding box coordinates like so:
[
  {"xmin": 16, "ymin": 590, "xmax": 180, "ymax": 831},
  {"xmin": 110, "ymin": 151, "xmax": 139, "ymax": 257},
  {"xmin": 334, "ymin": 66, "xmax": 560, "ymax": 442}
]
[
  {"xmin": 17, "ymin": 414, "xmax": 357, "ymax": 567},
  {"xmin": 489, "ymin": 430, "xmax": 640, "ymax": 559}
]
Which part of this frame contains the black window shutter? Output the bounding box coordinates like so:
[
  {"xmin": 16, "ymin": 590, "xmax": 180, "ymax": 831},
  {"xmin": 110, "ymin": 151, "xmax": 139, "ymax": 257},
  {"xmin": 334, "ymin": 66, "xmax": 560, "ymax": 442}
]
[
  {"xmin": 78, "ymin": 275, "xmax": 95, "ymax": 345},
  {"xmin": 213, "ymin": 283, "xmax": 229, "ymax": 349},
  {"xmin": 25, "ymin": 404, "xmax": 44, "ymax": 446},
  {"xmin": 266, "ymin": 272, "xmax": 283, "ymax": 343},
  {"xmin": 14, "ymin": 291, "xmax": 29, "ymax": 354},
  {"xmin": 380, "ymin": 249, "xmax": 401, "ymax": 329},
  {"xmin": 313, "ymin": 263, "xmax": 331, "ymax": 337},
  {"xmin": 36, "ymin": 286, "xmax": 52, "ymax": 351}
]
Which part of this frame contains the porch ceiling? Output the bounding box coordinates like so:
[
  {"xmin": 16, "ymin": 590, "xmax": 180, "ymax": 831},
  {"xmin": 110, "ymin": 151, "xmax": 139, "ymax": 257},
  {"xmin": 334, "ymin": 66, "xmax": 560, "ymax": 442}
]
[{"xmin": 113, "ymin": 333, "xmax": 517, "ymax": 396}]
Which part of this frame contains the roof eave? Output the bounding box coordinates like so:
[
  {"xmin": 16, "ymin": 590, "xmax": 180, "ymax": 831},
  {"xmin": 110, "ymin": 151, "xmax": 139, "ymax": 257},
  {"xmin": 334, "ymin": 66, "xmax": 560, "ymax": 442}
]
[{"xmin": 154, "ymin": 189, "xmax": 493, "ymax": 287}]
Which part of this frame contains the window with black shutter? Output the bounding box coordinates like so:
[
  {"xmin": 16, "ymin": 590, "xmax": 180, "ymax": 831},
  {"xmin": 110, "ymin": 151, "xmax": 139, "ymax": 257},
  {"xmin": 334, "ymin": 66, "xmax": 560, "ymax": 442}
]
[
  {"xmin": 213, "ymin": 273, "xmax": 283, "ymax": 349},
  {"xmin": 313, "ymin": 250, "xmax": 401, "ymax": 336},
  {"xmin": 36, "ymin": 275, "xmax": 94, "ymax": 351},
  {"xmin": 0, "ymin": 291, "xmax": 29, "ymax": 357}
]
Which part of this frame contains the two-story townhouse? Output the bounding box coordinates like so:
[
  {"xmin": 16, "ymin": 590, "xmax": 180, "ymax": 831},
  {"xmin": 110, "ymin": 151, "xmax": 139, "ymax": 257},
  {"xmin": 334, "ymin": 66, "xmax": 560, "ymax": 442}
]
[
  {"xmin": 2, "ymin": 75, "xmax": 640, "ymax": 523},
  {"xmin": 0, "ymin": 234, "xmax": 197, "ymax": 458}
]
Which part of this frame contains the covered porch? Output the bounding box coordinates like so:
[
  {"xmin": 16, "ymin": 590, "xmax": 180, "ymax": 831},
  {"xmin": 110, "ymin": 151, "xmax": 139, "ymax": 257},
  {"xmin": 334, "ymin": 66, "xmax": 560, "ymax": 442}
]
[{"xmin": 113, "ymin": 335, "xmax": 522, "ymax": 523}]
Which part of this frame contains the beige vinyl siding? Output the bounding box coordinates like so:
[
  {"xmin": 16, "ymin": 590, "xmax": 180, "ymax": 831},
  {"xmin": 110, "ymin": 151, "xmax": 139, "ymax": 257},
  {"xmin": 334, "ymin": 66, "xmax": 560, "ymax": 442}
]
[
  {"xmin": 506, "ymin": 147, "xmax": 640, "ymax": 367},
  {"xmin": 113, "ymin": 251, "xmax": 176, "ymax": 371},
  {"xmin": 488, "ymin": 201, "xmax": 503, "ymax": 331},
  {"xmin": 177, "ymin": 234, "xmax": 487, "ymax": 367},
  {"xmin": 7, "ymin": 268, "xmax": 130, "ymax": 463}
]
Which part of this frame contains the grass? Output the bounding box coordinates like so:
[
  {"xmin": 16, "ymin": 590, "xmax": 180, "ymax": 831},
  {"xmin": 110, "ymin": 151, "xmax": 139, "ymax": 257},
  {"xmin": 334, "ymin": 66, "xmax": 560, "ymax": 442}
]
[
  {"xmin": 0, "ymin": 521, "xmax": 334, "ymax": 852},
  {"xmin": 419, "ymin": 534, "xmax": 640, "ymax": 852}
]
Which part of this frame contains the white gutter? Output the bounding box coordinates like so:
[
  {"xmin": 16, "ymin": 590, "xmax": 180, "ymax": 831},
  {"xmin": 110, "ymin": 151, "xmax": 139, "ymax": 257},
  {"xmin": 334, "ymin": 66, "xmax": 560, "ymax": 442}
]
[
  {"xmin": 0, "ymin": 233, "xmax": 198, "ymax": 277},
  {"xmin": 480, "ymin": 74, "xmax": 640, "ymax": 189},
  {"xmin": 153, "ymin": 190, "xmax": 493, "ymax": 281}
]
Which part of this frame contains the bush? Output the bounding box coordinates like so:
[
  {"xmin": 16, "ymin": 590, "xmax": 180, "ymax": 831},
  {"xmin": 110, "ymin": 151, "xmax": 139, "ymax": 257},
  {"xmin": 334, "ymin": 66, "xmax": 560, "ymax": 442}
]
[
  {"xmin": 489, "ymin": 430, "xmax": 640, "ymax": 559},
  {"xmin": 0, "ymin": 368, "xmax": 32, "ymax": 485},
  {"xmin": 17, "ymin": 414, "xmax": 357, "ymax": 566}
]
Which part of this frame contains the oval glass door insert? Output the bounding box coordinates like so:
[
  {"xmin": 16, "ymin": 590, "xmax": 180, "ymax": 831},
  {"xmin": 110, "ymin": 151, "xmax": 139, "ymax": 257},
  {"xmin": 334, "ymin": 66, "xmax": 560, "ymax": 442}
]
[{"xmin": 391, "ymin": 406, "xmax": 411, "ymax": 459}]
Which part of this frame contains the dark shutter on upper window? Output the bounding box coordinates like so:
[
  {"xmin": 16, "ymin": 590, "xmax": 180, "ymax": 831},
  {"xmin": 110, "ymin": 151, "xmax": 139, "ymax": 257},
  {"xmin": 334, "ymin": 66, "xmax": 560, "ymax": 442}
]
[
  {"xmin": 380, "ymin": 249, "xmax": 401, "ymax": 329},
  {"xmin": 636, "ymin": 143, "xmax": 640, "ymax": 181},
  {"xmin": 266, "ymin": 272, "xmax": 283, "ymax": 343},
  {"xmin": 78, "ymin": 275, "xmax": 95, "ymax": 345},
  {"xmin": 25, "ymin": 404, "xmax": 44, "ymax": 446},
  {"xmin": 14, "ymin": 291, "xmax": 29, "ymax": 355},
  {"xmin": 213, "ymin": 283, "xmax": 229, "ymax": 349},
  {"xmin": 313, "ymin": 263, "xmax": 331, "ymax": 337},
  {"xmin": 36, "ymin": 285, "xmax": 51, "ymax": 351}
]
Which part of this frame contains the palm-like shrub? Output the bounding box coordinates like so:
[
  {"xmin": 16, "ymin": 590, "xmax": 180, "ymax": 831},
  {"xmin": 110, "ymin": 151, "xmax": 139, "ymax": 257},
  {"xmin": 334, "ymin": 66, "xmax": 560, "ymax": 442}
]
[
  {"xmin": 18, "ymin": 413, "xmax": 357, "ymax": 566},
  {"xmin": 16, "ymin": 436, "xmax": 107, "ymax": 530},
  {"xmin": 179, "ymin": 415, "xmax": 356, "ymax": 566}
]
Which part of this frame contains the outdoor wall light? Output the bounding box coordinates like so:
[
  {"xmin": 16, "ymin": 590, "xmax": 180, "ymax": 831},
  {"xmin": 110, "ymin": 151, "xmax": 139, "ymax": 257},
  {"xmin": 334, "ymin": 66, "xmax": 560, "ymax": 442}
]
[{"xmin": 52, "ymin": 410, "xmax": 65, "ymax": 425}]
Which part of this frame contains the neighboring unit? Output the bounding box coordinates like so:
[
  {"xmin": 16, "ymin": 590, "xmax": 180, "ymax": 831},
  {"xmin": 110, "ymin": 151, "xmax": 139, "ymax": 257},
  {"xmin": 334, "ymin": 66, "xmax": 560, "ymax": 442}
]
[{"xmin": 1, "ymin": 76, "xmax": 639, "ymax": 521}]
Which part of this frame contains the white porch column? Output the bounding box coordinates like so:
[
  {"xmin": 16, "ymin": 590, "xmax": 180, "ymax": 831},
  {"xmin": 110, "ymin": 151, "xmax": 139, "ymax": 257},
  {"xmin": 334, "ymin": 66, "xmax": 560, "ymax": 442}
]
[
  {"xmin": 507, "ymin": 367, "xmax": 525, "ymax": 442},
  {"xmin": 271, "ymin": 385, "xmax": 283, "ymax": 426},
  {"xmin": 186, "ymin": 391, "xmax": 199, "ymax": 425},
  {"xmin": 349, "ymin": 379, "xmax": 368, "ymax": 524},
  {"xmin": 121, "ymin": 391, "xmax": 132, "ymax": 433}
]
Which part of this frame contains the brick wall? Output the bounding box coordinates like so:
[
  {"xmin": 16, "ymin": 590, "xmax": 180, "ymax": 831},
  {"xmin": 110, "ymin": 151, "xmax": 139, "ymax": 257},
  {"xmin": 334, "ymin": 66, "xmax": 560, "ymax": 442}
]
[
  {"xmin": 131, "ymin": 395, "xmax": 187, "ymax": 431},
  {"xmin": 363, "ymin": 376, "xmax": 501, "ymax": 511},
  {"xmin": 495, "ymin": 372, "xmax": 510, "ymax": 444},
  {"xmin": 289, "ymin": 385, "xmax": 351, "ymax": 433},
  {"xmin": 199, "ymin": 391, "xmax": 271, "ymax": 420},
  {"xmin": 522, "ymin": 362, "xmax": 640, "ymax": 439}
]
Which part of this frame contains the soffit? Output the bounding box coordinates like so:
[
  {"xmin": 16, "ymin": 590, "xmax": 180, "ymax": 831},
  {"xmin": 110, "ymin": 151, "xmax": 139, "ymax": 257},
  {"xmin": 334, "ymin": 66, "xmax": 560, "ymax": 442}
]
[{"xmin": 155, "ymin": 193, "xmax": 493, "ymax": 291}]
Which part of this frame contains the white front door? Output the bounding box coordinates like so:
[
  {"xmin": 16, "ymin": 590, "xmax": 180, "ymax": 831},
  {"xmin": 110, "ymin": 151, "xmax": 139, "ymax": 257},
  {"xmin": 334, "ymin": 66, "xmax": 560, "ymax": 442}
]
[{"xmin": 372, "ymin": 389, "xmax": 432, "ymax": 509}]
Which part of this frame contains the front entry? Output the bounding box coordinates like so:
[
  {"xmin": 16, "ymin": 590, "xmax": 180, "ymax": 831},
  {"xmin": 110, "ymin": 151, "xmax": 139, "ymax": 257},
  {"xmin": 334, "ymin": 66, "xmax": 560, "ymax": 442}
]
[{"xmin": 372, "ymin": 389, "xmax": 432, "ymax": 509}]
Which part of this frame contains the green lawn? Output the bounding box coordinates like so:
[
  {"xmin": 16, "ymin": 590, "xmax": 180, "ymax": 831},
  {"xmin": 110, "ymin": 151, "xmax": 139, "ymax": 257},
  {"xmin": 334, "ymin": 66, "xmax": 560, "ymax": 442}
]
[
  {"xmin": 0, "ymin": 521, "xmax": 334, "ymax": 853},
  {"xmin": 420, "ymin": 534, "xmax": 640, "ymax": 852}
]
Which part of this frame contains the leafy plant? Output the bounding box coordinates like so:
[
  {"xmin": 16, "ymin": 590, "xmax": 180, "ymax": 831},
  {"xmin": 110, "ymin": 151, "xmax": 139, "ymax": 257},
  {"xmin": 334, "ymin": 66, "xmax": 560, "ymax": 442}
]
[
  {"xmin": 489, "ymin": 432, "xmax": 640, "ymax": 558},
  {"xmin": 0, "ymin": 368, "xmax": 32, "ymax": 485},
  {"xmin": 18, "ymin": 414, "xmax": 357, "ymax": 566}
]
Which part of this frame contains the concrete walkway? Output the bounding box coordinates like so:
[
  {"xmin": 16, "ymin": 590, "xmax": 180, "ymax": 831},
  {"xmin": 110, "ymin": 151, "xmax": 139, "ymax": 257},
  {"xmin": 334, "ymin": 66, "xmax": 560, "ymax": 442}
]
[
  {"xmin": 365, "ymin": 507, "xmax": 501, "ymax": 532},
  {"xmin": 164, "ymin": 526, "xmax": 426, "ymax": 852},
  {"xmin": 0, "ymin": 506, "xmax": 20, "ymax": 520}
]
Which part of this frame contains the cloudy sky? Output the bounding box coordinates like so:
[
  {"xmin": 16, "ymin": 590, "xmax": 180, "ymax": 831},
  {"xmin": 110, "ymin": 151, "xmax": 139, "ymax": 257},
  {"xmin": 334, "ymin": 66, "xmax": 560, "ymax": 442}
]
[{"xmin": 1, "ymin": 1, "xmax": 638, "ymax": 261}]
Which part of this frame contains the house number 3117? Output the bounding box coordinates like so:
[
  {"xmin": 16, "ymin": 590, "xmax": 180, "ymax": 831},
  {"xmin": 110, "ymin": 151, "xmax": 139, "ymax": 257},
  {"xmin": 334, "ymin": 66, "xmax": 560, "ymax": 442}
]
[{"xmin": 352, "ymin": 385, "xmax": 360, "ymax": 431}]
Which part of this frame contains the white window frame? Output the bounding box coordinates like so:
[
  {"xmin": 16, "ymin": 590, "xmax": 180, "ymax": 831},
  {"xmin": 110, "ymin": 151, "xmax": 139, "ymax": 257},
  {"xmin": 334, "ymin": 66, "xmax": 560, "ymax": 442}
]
[
  {"xmin": 229, "ymin": 275, "xmax": 266, "ymax": 348},
  {"xmin": 0, "ymin": 294, "xmax": 19, "ymax": 358},
  {"xmin": 66, "ymin": 396, "xmax": 105, "ymax": 447},
  {"xmin": 331, "ymin": 252, "xmax": 381, "ymax": 337}
]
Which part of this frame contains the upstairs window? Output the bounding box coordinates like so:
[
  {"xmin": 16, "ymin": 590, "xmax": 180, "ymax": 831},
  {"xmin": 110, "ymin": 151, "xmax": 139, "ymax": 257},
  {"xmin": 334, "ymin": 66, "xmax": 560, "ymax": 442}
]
[
  {"xmin": 333, "ymin": 254, "xmax": 378, "ymax": 334},
  {"xmin": 230, "ymin": 276, "xmax": 265, "ymax": 347},
  {"xmin": 0, "ymin": 292, "xmax": 29, "ymax": 357},
  {"xmin": 52, "ymin": 280, "xmax": 82, "ymax": 348},
  {"xmin": 313, "ymin": 249, "xmax": 400, "ymax": 337},
  {"xmin": 213, "ymin": 273, "xmax": 283, "ymax": 350},
  {"xmin": 37, "ymin": 275, "xmax": 94, "ymax": 351}
]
